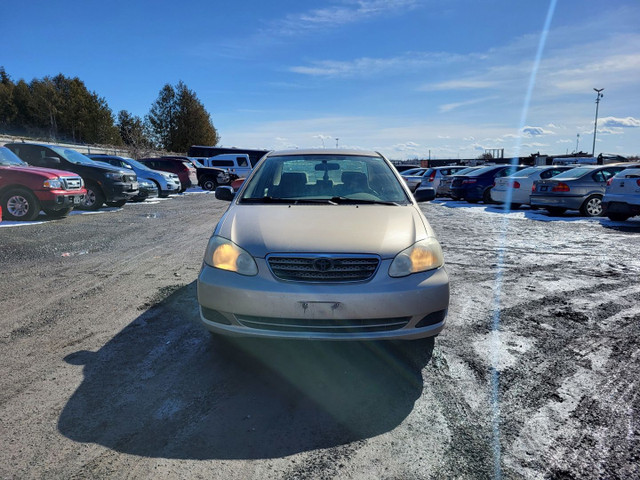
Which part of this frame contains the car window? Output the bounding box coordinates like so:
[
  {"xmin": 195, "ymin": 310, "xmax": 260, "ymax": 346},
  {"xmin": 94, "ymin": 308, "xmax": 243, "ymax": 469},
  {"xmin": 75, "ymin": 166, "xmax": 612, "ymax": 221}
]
[
  {"xmin": 237, "ymin": 157, "xmax": 248, "ymax": 167},
  {"xmin": 212, "ymin": 160, "xmax": 235, "ymax": 167},
  {"xmin": 0, "ymin": 147, "xmax": 27, "ymax": 166}
]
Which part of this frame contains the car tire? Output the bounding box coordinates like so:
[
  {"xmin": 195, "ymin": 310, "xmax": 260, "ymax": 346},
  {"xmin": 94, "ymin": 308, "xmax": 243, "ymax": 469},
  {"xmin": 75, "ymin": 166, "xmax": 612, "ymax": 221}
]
[
  {"xmin": 201, "ymin": 176, "xmax": 218, "ymax": 191},
  {"xmin": 545, "ymin": 207, "xmax": 566, "ymax": 216},
  {"xmin": 607, "ymin": 213, "xmax": 630, "ymax": 222},
  {"xmin": 152, "ymin": 181, "xmax": 169, "ymax": 198},
  {"xmin": 43, "ymin": 207, "xmax": 73, "ymax": 219},
  {"xmin": 82, "ymin": 183, "xmax": 105, "ymax": 210},
  {"xmin": 106, "ymin": 199, "xmax": 127, "ymax": 208},
  {"xmin": 510, "ymin": 203, "xmax": 521, "ymax": 210},
  {"xmin": 1, "ymin": 188, "xmax": 41, "ymax": 221},
  {"xmin": 483, "ymin": 188, "xmax": 494, "ymax": 204},
  {"xmin": 580, "ymin": 195, "xmax": 603, "ymax": 217},
  {"xmin": 467, "ymin": 198, "xmax": 479, "ymax": 204}
]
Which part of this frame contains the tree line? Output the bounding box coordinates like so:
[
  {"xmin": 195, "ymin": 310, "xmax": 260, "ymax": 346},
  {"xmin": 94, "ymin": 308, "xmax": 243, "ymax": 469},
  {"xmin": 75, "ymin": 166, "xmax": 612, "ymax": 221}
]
[{"xmin": 0, "ymin": 67, "xmax": 219, "ymax": 154}]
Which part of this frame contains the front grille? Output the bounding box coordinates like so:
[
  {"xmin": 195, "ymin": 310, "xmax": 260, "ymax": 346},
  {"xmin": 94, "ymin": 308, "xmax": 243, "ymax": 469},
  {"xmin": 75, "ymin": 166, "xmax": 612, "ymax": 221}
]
[
  {"xmin": 267, "ymin": 254, "xmax": 380, "ymax": 283},
  {"xmin": 62, "ymin": 177, "xmax": 83, "ymax": 191},
  {"xmin": 236, "ymin": 315, "xmax": 410, "ymax": 333}
]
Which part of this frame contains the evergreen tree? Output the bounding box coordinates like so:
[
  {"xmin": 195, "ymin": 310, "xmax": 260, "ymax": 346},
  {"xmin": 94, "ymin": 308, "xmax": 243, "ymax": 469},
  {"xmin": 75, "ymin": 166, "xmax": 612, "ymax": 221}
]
[
  {"xmin": 147, "ymin": 81, "xmax": 219, "ymax": 152},
  {"xmin": 147, "ymin": 84, "xmax": 177, "ymax": 150},
  {"xmin": 0, "ymin": 67, "xmax": 17, "ymax": 129}
]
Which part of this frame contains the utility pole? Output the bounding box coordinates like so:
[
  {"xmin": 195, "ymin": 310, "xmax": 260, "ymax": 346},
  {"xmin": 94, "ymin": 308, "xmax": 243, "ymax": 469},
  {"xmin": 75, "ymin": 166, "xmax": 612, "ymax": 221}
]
[{"xmin": 592, "ymin": 88, "xmax": 604, "ymax": 156}]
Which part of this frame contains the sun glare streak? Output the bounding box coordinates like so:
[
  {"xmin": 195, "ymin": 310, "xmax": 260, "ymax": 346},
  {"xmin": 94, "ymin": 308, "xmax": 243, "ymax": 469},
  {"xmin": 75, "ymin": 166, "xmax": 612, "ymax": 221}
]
[{"xmin": 491, "ymin": 1, "xmax": 558, "ymax": 478}]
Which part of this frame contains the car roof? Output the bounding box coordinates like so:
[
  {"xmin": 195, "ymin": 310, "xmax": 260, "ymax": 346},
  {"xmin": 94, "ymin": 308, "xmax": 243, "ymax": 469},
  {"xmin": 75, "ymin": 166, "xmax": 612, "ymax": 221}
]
[{"xmin": 266, "ymin": 148, "xmax": 382, "ymax": 157}]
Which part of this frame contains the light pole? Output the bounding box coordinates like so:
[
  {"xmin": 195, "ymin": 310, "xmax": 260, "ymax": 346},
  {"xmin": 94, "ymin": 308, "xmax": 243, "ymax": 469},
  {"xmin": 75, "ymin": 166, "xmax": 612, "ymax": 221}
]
[
  {"xmin": 591, "ymin": 88, "xmax": 604, "ymax": 156},
  {"xmin": 335, "ymin": 138, "xmax": 339, "ymax": 148},
  {"xmin": 575, "ymin": 133, "xmax": 580, "ymax": 153}
]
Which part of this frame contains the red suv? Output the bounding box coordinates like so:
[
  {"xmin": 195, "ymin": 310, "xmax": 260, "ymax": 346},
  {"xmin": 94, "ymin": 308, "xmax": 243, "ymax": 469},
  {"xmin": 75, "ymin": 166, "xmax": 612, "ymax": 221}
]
[
  {"xmin": 0, "ymin": 146, "xmax": 86, "ymax": 221},
  {"xmin": 137, "ymin": 157, "xmax": 197, "ymax": 192}
]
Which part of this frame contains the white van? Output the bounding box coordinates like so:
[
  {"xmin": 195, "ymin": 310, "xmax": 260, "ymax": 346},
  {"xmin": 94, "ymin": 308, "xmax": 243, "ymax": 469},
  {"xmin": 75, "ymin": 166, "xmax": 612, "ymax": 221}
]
[{"xmin": 200, "ymin": 154, "xmax": 252, "ymax": 178}]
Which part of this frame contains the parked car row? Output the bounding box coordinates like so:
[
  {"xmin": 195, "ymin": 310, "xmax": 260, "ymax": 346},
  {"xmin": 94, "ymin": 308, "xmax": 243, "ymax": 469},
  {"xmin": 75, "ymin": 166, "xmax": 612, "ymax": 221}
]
[
  {"xmin": 430, "ymin": 162, "xmax": 640, "ymax": 221},
  {"xmin": 0, "ymin": 142, "xmax": 245, "ymax": 222}
]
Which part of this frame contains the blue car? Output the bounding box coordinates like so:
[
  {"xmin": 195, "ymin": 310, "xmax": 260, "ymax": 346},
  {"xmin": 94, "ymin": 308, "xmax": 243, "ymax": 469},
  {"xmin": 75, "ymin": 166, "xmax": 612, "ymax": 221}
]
[{"xmin": 450, "ymin": 164, "xmax": 527, "ymax": 203}]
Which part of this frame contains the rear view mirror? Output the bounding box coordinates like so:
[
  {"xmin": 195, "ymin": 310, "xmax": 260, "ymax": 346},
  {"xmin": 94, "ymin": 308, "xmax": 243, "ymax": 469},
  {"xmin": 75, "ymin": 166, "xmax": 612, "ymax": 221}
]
[
  {"xmin": 315, "ymin": 163, "xmax": 340, "ymax": 171},
  {"xmin": 413, "ymin": 188, "xmax": 436, "ymax": 202},
  {"xmin": 215, "ymin": 186, "xmax": 235, "ymax": 201}
]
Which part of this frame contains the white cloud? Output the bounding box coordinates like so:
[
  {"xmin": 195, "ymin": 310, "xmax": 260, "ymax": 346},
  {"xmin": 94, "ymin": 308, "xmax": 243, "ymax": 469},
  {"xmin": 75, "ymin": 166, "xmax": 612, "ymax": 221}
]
[
  {"xmin": 600, "ymin": 116, "xmax": 640, "ymax": 128},
  {"xmin": 289, "ymin": 52, "xmax": 467, "ymax": 78},
  {"xmin": 439, "ymin": 96, "xmax": 499, "ymax": 113},
  {"xmin": 272, "ymin": 0, "xmax": 420, "ymax": 36},
  {"xmin": 522, "ymin": 126, "xmax": 554, "ymax": 136}
]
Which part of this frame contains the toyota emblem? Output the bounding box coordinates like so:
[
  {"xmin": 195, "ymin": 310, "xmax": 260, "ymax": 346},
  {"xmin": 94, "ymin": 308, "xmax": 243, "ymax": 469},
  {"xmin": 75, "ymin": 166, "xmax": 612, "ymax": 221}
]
[{"xmin": 313, "ymin": 258, "xmax": 333, "ymax": 272}]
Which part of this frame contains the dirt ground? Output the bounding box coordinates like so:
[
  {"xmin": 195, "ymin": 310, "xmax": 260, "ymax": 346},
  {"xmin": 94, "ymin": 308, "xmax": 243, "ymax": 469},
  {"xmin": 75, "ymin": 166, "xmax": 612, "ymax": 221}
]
[{"xmin": 0, "ymin": 192, "xmax": 638, "ymax": 479}]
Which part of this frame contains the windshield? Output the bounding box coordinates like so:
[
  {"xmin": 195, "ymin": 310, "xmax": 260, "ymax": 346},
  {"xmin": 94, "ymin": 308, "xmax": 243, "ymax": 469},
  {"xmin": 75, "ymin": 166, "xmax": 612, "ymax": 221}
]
[
  {"xmin": 467, "ymin": 165, "xmax": 499, "ymax": 177},
  {"xmin": 453, "ymin": 167, "xmax": 480, "ymax": 176},
  {"xmin": 123, "ymin": 158, "xmax": 154, "ymax": 171},
  {"xmin": 240, "ymin": 154, "xmax": 410, "ymax": 204},
  {"xmin": 508, "ymin": 166, "xmax": 540, "ymax": 177},
  {"xmin": 51, "ymin": 147, "xmax": 97, "ymax": 166},
  {"xmin": 0, "ymin": 147, "xmax": 27, "ymax": 166},
  {"xmin": 551, "ymin": 167, "xmax": 592, "ymax": 179}
]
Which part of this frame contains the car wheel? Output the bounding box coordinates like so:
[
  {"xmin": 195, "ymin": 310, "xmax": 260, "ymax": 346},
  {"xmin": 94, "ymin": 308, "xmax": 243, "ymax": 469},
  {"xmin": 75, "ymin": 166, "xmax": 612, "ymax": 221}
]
[
  {"xmin": 607, "ymin": 213, "xmax": 630, "ymax": 222},
  {"xmin": 545, "ymin": 207, "xmax": 566, "ymax": 216},
  {"xmin": 82, "ymin": 183, "xmax": 105, "ymax": 210},
  {"xmin": 106, "ymin": 199, "xmax": 127, "ymax": 208},
  {"xmin": 580, "ymin": 195, "xmax": 603, "ymax": 217},
  {"xmin": 201, "ymin": 177, "xmax": 217, "ymax": 191},
  {"xmin": 510, "ymin": 203, "xmax": 521, "ymax": 210},
  {"xmin": 1, "ymin": 188, "xmax": 41, "ymax": 221},
  {"xmin": 483, "ymin": 188, "xmax": 494, "ymax": 204},
  {"xmin": 43, "ymin": 207, "xmax": 73, "ymax": 218},
  {"xmin": 152, "ymin": 181, "xmax": 168, "ymax": 198}
]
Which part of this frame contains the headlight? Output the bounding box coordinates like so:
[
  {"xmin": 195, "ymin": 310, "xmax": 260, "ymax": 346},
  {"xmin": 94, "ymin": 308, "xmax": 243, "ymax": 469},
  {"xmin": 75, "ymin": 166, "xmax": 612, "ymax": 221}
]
[
  {"xmin": 204, "ymin": 236, "xmax": 258, "ymax": 276},
  {"xmin": 388, "ymin": 238, "xmax": 444, "ymax": 277},
  {"xmin": 43, "ymin": 178, "xmax": 63, "ymax": 189},
  {"xmin": 105, "ymin": 172, "xmax": 124, "ymax": 181},
  {"xmin": 161, "ymin": 172, "xmax": 173, "ymax": 179}
]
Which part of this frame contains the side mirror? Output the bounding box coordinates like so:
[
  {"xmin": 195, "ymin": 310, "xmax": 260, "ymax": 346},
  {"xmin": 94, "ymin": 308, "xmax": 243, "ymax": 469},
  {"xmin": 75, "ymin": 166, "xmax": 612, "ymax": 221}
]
[
  {"xmin": 413, "ymin": 187, "xmax": 436, "ymax": 202},
  {"xmin": 43, "ymin": 156, "xmax": 61, "ymax": 166},
  {"xmin": 215, "ymin": 186, "xmax": 235, "ymax": 201}
]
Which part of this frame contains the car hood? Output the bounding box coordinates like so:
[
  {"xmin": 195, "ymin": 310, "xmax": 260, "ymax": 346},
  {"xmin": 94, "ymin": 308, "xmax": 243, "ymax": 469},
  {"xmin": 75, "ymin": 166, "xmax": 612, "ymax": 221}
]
[
  {"xmin": 216, "ymin": 204, "xmax": 433, "ymax": 258},
  {"xmin": 1, "ymin": 165, "xmax": 80, "ymax": 178}
]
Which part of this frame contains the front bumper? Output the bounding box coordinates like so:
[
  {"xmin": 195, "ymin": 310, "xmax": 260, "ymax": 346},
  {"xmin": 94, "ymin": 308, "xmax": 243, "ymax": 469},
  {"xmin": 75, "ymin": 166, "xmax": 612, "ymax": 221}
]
[
  {"xmin": 197, "ymin": 259, "xmax": 449, "ymax": 340},
  {"xmin": 106, "ymin": 182, "xmax": 139, "ymax": 202},
  {"xmin": 38, "ymin": 190, "xmax": 86, "ymax": 209}
]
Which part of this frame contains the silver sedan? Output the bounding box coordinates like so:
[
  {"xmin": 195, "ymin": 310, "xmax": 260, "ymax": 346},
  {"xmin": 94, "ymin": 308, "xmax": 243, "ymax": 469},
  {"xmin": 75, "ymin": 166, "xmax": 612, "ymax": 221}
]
[
  {"xmin": 530, "ymin": 165, "xmax": 626, "ymax": 216},
  {"xmin": 197, "ymin": 149, "xmax": 449, "ymax": 340}
]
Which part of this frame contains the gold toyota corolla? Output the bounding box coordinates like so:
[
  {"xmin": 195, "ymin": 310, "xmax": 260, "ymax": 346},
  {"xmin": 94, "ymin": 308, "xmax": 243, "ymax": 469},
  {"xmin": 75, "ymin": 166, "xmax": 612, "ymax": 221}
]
[{"xmin": 197, "ymin": 149, "xmax": 449, "ymax": 340}]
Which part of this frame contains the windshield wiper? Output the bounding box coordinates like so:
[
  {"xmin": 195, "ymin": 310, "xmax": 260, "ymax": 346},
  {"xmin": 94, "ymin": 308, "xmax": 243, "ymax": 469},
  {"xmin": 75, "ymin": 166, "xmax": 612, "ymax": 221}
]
[
  {"xmin": 330, "ymin": 196, "xmax": 401, "ymax": 206},
  {"xmin": 241, "ymin": 196, "xmax": 340, "ymax": 205}
]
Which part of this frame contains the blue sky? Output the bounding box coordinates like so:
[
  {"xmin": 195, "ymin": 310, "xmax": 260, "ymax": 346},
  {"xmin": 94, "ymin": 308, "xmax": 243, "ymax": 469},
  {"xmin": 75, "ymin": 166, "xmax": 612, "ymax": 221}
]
[{"xmin": 3, "ymin": 0, "xmax": 639, "ymax": 159}]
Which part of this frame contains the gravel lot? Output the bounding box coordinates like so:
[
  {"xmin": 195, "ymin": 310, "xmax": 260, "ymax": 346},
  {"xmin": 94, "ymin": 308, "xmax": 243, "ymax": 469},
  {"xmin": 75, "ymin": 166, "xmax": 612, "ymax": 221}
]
[{"xmin": 1, "ymin": 192, "xmax": 639, "ymax": 479}]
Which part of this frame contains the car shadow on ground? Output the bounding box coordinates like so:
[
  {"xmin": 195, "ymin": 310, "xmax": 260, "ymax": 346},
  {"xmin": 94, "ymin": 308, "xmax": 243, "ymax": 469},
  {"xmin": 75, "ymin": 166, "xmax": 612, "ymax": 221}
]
[{"xmin": 58, "ymin": 281, "xmax": 433, "ymax": 460}]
